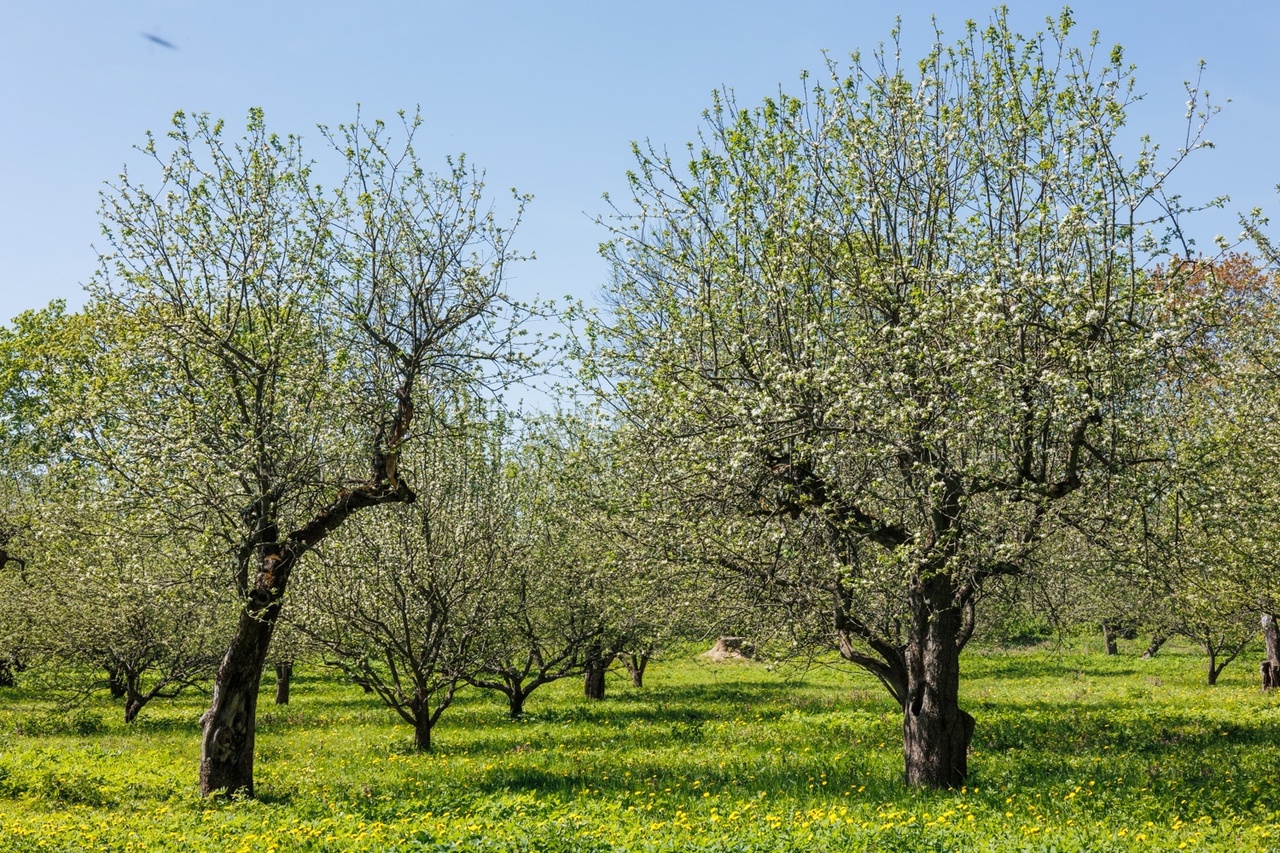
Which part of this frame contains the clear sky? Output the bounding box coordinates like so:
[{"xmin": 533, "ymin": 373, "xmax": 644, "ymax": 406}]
[{"xmin": 2, "ymin": 1, "xmax": 1277, "ymax": 327}]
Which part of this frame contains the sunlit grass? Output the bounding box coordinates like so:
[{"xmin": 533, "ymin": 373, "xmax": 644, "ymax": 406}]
[{"xmin": 1, "ymin": 640, "xmax": 1278, "ymax": 851}]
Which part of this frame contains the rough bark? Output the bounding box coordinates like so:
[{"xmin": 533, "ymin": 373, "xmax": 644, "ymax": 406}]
[
  {"xmin": 620, "ymin": 651, "xmax": 650, "ymax": 688},
  {"xmin": 413, "ymin": 702, "xmax": 432, "ymax": 752},
  {"xmin": 508, "ymin": 690, "xmax": 525, "ymax": 719},
  {"xmin": 1142, "ymin": 632, "xmax": 1168, "ymax": 659},
  {"xmin": 1262, "ymin": 613, "xmax": 1280, "ymax": 690},
  {"xmin": 274, "ymin": 661, "xmax": 293, "ymax": 706},
  {"xmin": 1102, "ymin": 622, "xmax": 1119, "ymax": 656},
  {"xmin": 104, "ymin": 662, "xmax": 127, "ymax": 699},
  {"xmin": 902, "ymin": 576, "xmax": 974, "ymax": 789},
  {"xmin": 198, "ymin": 547, "xmax": 289, "ymax": 797},
  {"xmin": 584, "ymin": 641, "xmax": 606, "ymax": 701}
]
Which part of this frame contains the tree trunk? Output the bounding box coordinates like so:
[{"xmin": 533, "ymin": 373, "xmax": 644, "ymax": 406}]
[
  {"xmin": 274, "ymin": 661, "xmax": 293, "ymax": 705},
  {"xmin": 508, "ymin": 689, "xmax": 525, "ymax": 719},
  {"xmin": 1142, "ymin": 632, "xmax": 1167, "ymax": 659},
  {"xmin": 584, "ymin": 641, "xmax": 606, "ymax": 701},
  {"xmin": 0, "ymin": 658, "xmax": 13, "ymax": 688},
  {"xmin": 412, "ymin": 686, "xmax": 437, "ymax": 747},
  {"xmin": 1102, "ymin": 622, "xmax": 1118, "ymax": 656},
  {"xmin": 1207, "ymin": 647, "xmax": 1219, "ymax": 686},
  {"xmin": 199, "ymin": 548, "xmax": 292, "ymax": 798},
  {"xmin": 412, "ymin": 713, "xmax": 432, "ymax": 751},
  {"xmin": 902, "ymin": 577, "xmax": 973, "ymax": 789},
  {"xmin": 197, "ymin": 387, "xmax": 415, "ymax": 797},
  {"xmin": 199, "ymin": 612, "xmax": 275, "ymax": 796},
  {"xmin": 106, "ymin": 664, "xmax": 126, "ymax": 699},
  {"xmin": 1262, "ymin": 613, "xmax": 1280, "ymax": 690},
  {"xmin": 621, "ymin": 651, "xmax": 650, "ymax": 688}
]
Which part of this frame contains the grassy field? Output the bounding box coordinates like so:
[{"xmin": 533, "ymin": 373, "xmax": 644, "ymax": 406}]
[{"xmin": 1, "ymin": 640, "xmax": 1278, "ymax": 852}]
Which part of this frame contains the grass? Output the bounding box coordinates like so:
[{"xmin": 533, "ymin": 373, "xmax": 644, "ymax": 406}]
[{"xmin": 1, "ymin": 640, "xmax": 1278, "ymax": 851}]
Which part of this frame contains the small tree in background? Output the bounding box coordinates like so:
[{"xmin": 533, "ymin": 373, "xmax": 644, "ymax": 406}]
[{"xmin": 297, "ymin": 397, "xmax": 518, "ymax": 751}]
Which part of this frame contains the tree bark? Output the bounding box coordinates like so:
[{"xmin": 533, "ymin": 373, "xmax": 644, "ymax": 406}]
[
  {"xmin": 274, "ymin": 661, "xmax": 293, "ymax": 706},
  {"xmin": 414, "ymin": 709, "xmax": 432, "ymax": 752},
  {"xmin": 106, "ymin": 664, "xmax": 126, "ymax": 699},
  {"xmin": 0, "ymin": 658, "xmax": 13, "ymax": 688},
  {"xmin": 1102, "ymin": 622, "xmax": 1119, "ymax": 656},
  {"xmin": 1262, "ymin": 613, "xmax": 1280, "ymax": 690},
  {"xmin": 508, "ymin": 690, "xmax": 525, "ymax": 719},
  {"xmin": 199, "ymin": 547, "xmax": 292, "ymax": 798},
  {"xmin": 620, "ymin": 651, "xmax": 650, "ymax": 688},
  {"xmin": 1142, "ymin": 632, "xmax": 1167, "ymax": 659},
  {"xmin": 584, "ymin": 641, "xmax": 606, "ymax": 701},
  {"xmin": 902, "ymin": 576, "xmax": 973, "ymax": 789}
]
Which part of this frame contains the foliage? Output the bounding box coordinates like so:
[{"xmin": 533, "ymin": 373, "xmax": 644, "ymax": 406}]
[
  {"xmin": 465, "ymin": 412, "xmax": 687, "ymax": 711},
  {"xmin": 1084, "ymin": 254, "xmax": 1280, "ymax": 678},
  {"xmin": 296, "ymin": 396, "xmax": 516, "ymax": 749},
  {"xmin": 583, "ymin": 7, "xmax": 1222, "ymax": 786},
  {"xmin": 74, "ymin": 105, "xmax": 536, "ymax": 794}
]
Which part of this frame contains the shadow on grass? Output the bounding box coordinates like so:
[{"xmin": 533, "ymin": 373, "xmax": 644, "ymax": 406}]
[
  {"xmin": 354, "ymin": 678, "xmax": 1280, "ymax": 819},
  {"xmin": 971, "ymin": 698, "xmax": 1277, "ymax": 753},
  {"xmin": 11, "ymin": 656, "xmax": 1279, "ymax": 822}
]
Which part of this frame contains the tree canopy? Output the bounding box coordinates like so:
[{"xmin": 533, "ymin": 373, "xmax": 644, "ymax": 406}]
[{"xmin": 587, "ymin": 9, "xmax": 1221, "ymax": 787}]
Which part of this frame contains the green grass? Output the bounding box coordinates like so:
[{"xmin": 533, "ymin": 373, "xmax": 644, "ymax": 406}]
[{"xmin": 1, "ymin": 641, "xmax": 1278, "ymax": 851}]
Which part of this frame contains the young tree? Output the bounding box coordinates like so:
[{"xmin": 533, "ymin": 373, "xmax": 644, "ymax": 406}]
[
  {"xmin": 1227, "ymin": 226, "xmax": 1280, "ymax": 687},
  {"xmin": 30, "ymin": 509, "xmax": 230, "ymax": 722},
  {"xmin": 590, "ymin": 11, "xmax": 1215, "ymax": 787},
  {"xmin": 1150, "ymin": 253, "xmax": 1280, "ymax": 684},
  {"xmin": 84, "ymin": 109, "xmax": 529, "ymax": 795},
  {"xmin": 464, "ymin": 415, "xmax": 656, "ymax": 716},
  {"xmin": 297, "ymin": 404, "xmax": 507, "ymax": 751}
]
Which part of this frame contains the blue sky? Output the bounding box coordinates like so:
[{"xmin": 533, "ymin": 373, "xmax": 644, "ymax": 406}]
[{"xmin": 2, "ymin": 1, "xmax": 1277, "ymax": 327}]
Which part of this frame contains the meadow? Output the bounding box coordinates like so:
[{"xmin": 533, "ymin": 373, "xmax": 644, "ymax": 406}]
[{"xmin": 0, "ymin": 639, "xmax": 1277, "ymax": 852}]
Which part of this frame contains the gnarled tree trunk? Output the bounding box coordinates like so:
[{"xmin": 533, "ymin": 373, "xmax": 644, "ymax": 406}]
[
  {"xmin": 199, "ymin": 547, "xmax": 292, "ymax": 797},
  {"xmin": 901, "ymin": 576, "xmax": 973, "ymax": 789},
  {"xmin": 124, "ymin": 696, "xmax": 146, "ymax": 724},
  {"xmin": 199, "ymin": 459, "xmax": 415, "ymax": 797}
]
